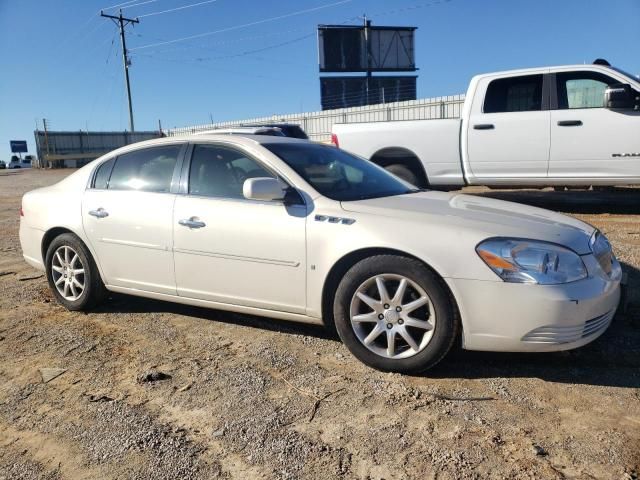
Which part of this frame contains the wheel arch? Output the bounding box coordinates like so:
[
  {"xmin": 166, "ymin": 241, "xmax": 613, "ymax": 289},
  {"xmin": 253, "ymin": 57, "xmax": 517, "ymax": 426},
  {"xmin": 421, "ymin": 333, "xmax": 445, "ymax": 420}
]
[
  {"xmin": 41, "ymin": 227, "xmax": 106, "ymax": 284},
  {"xmin": 321, "ymin": 247, "xmax": 461, "ymax": 333},
  {"xmin": 370, "ymin": 147, "xmax": 428, "ymax": 188}
]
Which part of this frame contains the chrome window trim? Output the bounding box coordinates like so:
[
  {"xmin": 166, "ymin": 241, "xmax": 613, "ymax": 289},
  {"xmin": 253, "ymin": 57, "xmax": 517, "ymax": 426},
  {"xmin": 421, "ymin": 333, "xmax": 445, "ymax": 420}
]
[
  {"xmin": 86, "ymin": 143, "xmax": 188, "ymax": 193},
  {"xmin": 181, "ymin": 141, "xmax": 306, "ymax": 206}
]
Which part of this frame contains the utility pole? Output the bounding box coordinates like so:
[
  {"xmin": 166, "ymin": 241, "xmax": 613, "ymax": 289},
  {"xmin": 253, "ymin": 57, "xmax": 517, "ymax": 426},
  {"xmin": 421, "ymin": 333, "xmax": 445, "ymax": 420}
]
[
  {"xmin": 42, "ymin": 118, "xmax": 51, "ymax": 169},
  {"xmin": 363, "ymin": 15, "xmax": 372, "ymax": 106},
  {"xmin": 101, "ymin": 9, "xmax": 139, "ymax": 132}
]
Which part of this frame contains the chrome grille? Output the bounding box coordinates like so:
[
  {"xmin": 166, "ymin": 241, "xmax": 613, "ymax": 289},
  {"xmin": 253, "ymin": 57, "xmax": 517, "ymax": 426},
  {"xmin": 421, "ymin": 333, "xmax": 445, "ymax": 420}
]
[{"xmin": 521, "ymin": 310, "xmax": 614, "ymax": 344}]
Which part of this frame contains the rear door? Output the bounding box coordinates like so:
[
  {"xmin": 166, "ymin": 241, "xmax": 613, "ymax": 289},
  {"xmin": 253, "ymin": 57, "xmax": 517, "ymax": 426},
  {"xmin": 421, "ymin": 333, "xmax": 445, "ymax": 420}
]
[
  {"xmin": 82, "ymin": 144, "xmax": 185, "ymax": 295},
  {"xmin": 467, "ymin": 73, "xmax": 550, "ymax": 179},
  {"xmin": 549, "ymin": 70, "xmax": 640, "ymax": 179}
]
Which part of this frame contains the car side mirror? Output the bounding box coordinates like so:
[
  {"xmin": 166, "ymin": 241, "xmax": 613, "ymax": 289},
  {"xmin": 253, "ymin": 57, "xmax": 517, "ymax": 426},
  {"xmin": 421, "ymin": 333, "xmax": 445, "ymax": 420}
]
[
  {"xmin": 604, "ymin": 83, "xmax": 635, "ymax": 109},
  {"xmin": 243, "ymin": 177, "xmax": 285, "ymax": 202}
]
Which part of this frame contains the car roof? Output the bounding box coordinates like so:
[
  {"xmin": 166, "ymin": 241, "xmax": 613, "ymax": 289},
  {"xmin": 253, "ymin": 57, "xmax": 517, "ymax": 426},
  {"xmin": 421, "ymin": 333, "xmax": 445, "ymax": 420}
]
[{"xmin": 101, "ymin": 133, "xmax": 311, "ymax": 159}]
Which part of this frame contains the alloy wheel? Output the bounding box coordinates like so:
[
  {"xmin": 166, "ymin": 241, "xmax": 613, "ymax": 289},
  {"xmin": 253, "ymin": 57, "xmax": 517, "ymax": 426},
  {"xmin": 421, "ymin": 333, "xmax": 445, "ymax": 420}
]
[
  {"xmin": 51, "ymin": 245, "xmax": 86, "ymax": 301},
  {"xmin": 349, "ymin": 273, "xmax": 436, "ymax": 359}
]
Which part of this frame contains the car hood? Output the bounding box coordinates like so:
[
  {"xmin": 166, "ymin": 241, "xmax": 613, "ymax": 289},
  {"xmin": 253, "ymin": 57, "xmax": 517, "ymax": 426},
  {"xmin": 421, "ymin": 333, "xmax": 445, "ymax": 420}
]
[{"xmin": 341, "ymin": 191, "xmax": 595, "ymax": 254}]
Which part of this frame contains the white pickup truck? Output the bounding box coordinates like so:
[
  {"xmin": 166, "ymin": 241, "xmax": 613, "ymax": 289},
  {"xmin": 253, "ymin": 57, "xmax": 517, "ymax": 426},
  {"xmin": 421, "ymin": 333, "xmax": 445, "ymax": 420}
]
[{"xmin": 332, "ymin": 60, "xmax": 640, "ymax": 189}]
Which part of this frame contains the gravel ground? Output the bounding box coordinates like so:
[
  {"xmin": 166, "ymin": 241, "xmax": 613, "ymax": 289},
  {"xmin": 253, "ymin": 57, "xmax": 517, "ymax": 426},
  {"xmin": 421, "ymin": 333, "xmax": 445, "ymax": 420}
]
[{"xmin": 0, "ymin": 169, "xmax": 639, "ymax": 479}]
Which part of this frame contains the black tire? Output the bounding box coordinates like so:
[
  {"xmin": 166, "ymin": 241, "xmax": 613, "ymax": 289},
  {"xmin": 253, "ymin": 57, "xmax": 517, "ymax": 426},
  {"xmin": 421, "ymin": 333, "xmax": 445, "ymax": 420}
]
[
  {"xmin": 45, "ymin": 233, "xmax": 107, "ymax": 311},
  {"xmin": 333, "ymin": 255, "xmax": 459, "ymax": 373},
  {"xmin": 385, "ymin": 164, "xmax": 419, "ymax": 187}
]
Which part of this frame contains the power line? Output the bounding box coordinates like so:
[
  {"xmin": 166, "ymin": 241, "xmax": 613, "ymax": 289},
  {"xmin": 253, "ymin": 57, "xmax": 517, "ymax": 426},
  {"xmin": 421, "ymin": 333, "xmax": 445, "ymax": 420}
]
[
  {"xmin": 138, "ymin": 0, "xmax": 220, "ymax": 18},
  {"xmin": 134, "ymin": 26, "xmax": 312, "ymax": 56},
  {"xmin": 131, "ymin": 0, "xmax": 354, "ymax": 51},
  {"xmin": 121, "ymin": 0, "xmax": 160, "ymax": 10},
  {"xmin": 102, "ymin": 0, "xmax": 149, "ymax": 11},
  {"xmin": 133, "ymin": 52, "xmax": 295, "ymax": 81},
  {"xmin": 132, "ymin": 32, "xmax": 315, "ymax": 63}
]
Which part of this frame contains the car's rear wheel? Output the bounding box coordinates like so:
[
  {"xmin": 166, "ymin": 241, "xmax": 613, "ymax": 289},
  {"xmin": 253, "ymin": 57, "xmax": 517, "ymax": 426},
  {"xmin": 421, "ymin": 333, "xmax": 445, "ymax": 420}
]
[
  {"xmin": 333, "ymin": 255, "xmax": 458, "ymax": 373},
  {"xmin": 45, "ymin": 233, "xmax": 107, "ymax": 311}
]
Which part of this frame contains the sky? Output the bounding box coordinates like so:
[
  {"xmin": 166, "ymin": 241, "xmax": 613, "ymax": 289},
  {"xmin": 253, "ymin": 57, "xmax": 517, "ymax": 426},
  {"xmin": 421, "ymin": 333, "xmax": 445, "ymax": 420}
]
[{"xmin": 1, "ymin": 0, "xmax": 639, "ymax": 158}]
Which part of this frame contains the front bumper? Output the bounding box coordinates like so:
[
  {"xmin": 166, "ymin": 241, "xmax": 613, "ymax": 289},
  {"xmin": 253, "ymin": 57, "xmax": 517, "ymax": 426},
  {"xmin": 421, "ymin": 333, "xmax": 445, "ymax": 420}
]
[{"xmin": 447, "ymin": 254, "xmax": 621, "ymax": 352}]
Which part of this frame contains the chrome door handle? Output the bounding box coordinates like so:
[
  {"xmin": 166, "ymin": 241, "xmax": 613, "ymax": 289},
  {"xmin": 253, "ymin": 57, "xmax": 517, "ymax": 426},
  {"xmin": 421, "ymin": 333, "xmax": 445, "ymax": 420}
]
[
  {"xmin": 178, "ymin": 217, "xmax": 206, "ymax": 229},
  {"xmin": 89, "ymin": 208, "xmax": 109, "ymax": 218}
]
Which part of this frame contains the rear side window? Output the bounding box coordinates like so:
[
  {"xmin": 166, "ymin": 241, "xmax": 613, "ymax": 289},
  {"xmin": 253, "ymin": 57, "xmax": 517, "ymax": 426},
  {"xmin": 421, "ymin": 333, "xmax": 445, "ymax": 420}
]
[
  {"xmin": 92, "ymin": 158, "xmax": 115, "ymax": 189},
  {"xmin": 484, "ymin": 74, "xmax": 544, "ymax": 113},
  {"xmin": 108, "ymin": 146, "xmax": 180, "ymax": 192},
  {"xmin": 556, "ymin": 71, "xmax": 617, "ymax": 109},
  {"xmin": 188, "ymin": 144, "xmax": 275, "ymax": 199}
]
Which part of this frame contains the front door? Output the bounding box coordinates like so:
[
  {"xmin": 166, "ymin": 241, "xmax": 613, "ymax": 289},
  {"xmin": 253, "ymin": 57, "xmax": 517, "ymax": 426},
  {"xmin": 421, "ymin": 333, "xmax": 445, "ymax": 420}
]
[
  {"xmin": 82, "ymin": 144, "xmax": 183, "ymax": 295},
  {"xmin": 550, "ymin": 70, "xmax": 640, "ymax": 179},
  {"xmin": 467, "ymin": 73, "xmax": 550, "ymax": 179},
  {"xmin": 173, "ymin": 143, "xmax": 307, "ymax": 314}
]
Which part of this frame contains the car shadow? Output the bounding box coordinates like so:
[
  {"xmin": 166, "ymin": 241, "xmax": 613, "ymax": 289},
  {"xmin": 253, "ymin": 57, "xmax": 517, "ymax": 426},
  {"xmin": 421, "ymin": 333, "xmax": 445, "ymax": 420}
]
[
  {"xmin": 465, "ymin": 186, "xmax": 640, "ymax": 215},
  {"xmin": 92, "ymin": 264, "xmax": 640, "ymax": 389},
  {"xmin": 93, "ymin": 293, "xmax": 338, "ymax": 341}
]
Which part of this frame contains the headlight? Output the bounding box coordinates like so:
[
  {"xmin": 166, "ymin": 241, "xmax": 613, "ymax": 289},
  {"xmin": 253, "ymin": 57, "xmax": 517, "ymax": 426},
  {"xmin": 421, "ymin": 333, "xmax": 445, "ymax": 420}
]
[
  {"xmin": 590, "ymin": 231, "xmax": 618, "ymax": 277},
  {"xmin": 476, "ymin": 238, "xmax": 587, "ymax": 285}
]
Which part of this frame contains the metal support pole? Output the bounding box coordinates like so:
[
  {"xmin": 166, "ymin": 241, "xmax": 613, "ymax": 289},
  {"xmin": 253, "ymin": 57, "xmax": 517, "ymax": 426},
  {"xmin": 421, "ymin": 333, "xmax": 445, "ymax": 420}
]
[{"xmin": 364, "ymin": 17, "xmax": 372, "ymax": 106}]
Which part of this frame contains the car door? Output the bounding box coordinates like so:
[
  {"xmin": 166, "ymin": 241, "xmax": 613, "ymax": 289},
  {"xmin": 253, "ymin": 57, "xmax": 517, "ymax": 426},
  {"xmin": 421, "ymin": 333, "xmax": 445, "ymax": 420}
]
[
  {"xmin": 172, "ymin": 142, "xmax": 307, "ymax": 314},
  {"xmin": 467, "ymin": 73, "xmax": 550, "ymax": 179},
  {"xmin": 82, "ymin": 144, "xmax": 185, "ymax": 295},
  {"xmin": 549, "ymin": 70, "xmax": 640, "ymax": 179}
]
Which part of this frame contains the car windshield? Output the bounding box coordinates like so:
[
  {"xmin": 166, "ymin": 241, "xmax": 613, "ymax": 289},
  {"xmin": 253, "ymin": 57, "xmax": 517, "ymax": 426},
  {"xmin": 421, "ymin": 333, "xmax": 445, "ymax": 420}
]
[{"xmin": 264, "ymin": 142, "xmax": 417, "ymax": 201}]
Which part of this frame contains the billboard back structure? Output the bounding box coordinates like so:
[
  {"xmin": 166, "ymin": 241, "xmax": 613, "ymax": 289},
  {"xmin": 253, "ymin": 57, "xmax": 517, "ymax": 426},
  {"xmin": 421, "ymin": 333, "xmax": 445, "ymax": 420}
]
[
  {"xmin": 321, "ymin": 76, "xmax": 417, "ymax": 110},
  {"xmin": 318, "ymin": 25, "xmax": 417, "ymax": 72}
]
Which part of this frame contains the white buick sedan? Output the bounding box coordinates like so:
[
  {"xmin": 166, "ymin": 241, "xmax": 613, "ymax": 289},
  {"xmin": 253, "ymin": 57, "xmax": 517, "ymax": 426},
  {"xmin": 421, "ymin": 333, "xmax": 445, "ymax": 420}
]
[{"xmin": 19, "ymin": 135, "xmax": 622, "ymax": 373}]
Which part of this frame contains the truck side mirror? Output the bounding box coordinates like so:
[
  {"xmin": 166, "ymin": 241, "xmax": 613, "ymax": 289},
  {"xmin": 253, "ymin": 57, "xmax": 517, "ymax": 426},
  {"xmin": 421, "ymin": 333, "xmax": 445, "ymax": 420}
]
[{"xmin": 604, "ymin": 83, "xmax": 635, "ymax": 109}]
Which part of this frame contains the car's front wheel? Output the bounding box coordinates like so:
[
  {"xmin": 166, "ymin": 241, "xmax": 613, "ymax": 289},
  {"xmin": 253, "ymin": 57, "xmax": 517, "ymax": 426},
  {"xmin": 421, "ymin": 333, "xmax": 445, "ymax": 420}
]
[
  {"xmin": 45, "ymin": 233, "xmax": 107, "ymax": 311},
  {"xmin": 333, "ymin": 255, "xmax": 459, "ymax": 373}
]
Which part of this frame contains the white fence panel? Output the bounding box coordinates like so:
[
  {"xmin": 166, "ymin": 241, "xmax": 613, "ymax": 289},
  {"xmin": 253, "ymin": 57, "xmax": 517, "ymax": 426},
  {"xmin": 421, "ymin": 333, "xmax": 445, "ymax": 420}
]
[{"xmin": 167, "ymin": 94, "xmax": 465, "ymax": 142}]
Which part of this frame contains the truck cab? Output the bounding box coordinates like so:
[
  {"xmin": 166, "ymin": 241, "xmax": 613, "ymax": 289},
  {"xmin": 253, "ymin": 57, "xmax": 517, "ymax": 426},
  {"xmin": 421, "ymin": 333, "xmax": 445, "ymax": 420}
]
[
  {"xmin": 332, "ymin": 60, "xmax": 640, "ymax": 189},
  {"xmin": 462, "ymin": 61, "xmax": 640, "ymax": 186}
]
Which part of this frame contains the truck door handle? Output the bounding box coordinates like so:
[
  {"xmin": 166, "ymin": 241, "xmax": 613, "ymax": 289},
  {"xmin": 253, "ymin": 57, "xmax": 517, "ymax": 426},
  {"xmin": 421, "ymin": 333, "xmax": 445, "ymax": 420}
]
[
  {"xmin": 88, "ymin": 208, "xmax": 109, "ymax": 218},
  {"xmin": 178, "ymin": 217, "xmax": 206, "ymax": 229},
  {"xmin": 557, "ymin": 120, "xmax": 582, "ymax": 126},
  {"xmin": 473, "ymin": 124, "xmax": 494, "ymax": 130}
]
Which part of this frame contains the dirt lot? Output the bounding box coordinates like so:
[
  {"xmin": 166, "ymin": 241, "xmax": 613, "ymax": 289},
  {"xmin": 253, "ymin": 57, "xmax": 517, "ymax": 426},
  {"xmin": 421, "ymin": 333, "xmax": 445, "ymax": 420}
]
[{"xmin": 1, "ymin": 169, "xmax": 639, "ymax": 480}]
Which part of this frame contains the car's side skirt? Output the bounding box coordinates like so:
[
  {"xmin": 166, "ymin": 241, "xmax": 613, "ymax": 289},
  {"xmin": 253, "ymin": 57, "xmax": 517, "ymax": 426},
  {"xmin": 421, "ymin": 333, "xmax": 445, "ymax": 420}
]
[{"xmin": 106, "ymin": 284, "xmax": 325, "ymax": 326}]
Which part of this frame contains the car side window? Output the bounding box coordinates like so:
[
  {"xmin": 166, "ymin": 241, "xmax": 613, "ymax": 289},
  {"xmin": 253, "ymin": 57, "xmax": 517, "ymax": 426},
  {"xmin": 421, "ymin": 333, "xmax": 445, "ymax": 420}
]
[
  {"xmin": 108, "ymin": 146, "xmax": 180, "ymax": 193},
  {"xmin": 92, "ymin": 158, "xmax": 115, "ymax": 189},
  {"xmin": 484, "ymin": 74, "xmax": 544, "ymax": 113},
  {"xmin": 556, "ymin": 71, "xmax": 617, "ymax": 109},
  {"xmin": 188, "ymin": 144, "xmax": 275, "ymax": 199}
]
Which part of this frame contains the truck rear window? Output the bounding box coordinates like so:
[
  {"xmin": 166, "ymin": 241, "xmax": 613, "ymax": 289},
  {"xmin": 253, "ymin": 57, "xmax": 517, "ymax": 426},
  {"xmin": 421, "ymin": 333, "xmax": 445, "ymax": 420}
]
[{"xmin": 484, "ymin": 74, "xmax": 543, "ymax": 113}]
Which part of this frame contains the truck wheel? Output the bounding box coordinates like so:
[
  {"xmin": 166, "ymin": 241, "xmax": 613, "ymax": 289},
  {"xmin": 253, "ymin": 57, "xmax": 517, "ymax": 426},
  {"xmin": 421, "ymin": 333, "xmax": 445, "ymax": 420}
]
[
  {"xmin": 385, "ymin": 164, "xmax": 419, "ymax": 187},
  {"xmin": 333, "ymin": 255, "xmax": 459, "ymax": 373}
]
